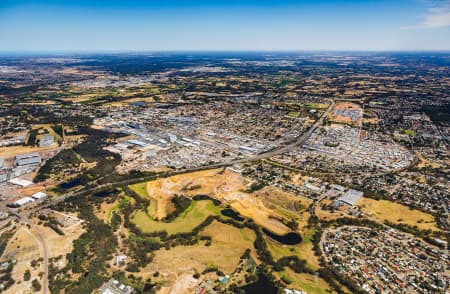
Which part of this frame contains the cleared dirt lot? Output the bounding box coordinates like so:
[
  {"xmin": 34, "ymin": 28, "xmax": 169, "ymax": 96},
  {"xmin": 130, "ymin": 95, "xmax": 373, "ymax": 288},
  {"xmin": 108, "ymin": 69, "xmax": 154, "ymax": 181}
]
[
  {"xmin": 254, "ymin": 186, "xmax": 312, "ymax": 229},
  {"xmin": 328, "ymin": 101, "xmax": 363, "ymax": 126},
  {"xmin": 140, "ymin": 168, "xmax": 249, "ymax": 219}
]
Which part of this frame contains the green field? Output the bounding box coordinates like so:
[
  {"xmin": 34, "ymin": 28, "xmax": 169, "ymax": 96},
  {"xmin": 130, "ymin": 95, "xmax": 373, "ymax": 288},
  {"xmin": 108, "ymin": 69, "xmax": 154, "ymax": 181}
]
[
  {"xmin": 277, "ymin": 269, "xmax": 333, "ymax": 294},
  {"xmin": 131, "ymin": 200, "xmax": 221, "ymax": 235},
  {"xmin": 305, "ymin": 102, "xmax": 328, "ymax": 109},
  {"xmin": 107, "ymin": 195, "xmax": 131, "ymax": 222},
  {"xmin": 400, "ymin": 129, "xmax": 417, "ymax": 136},
  {"xmin": 128, "ymin": 182, "xmax": 157, "ymax": 217},
  {"xmin": 266, "ymin": 228, "xmax": 320, "ymax": 270},
  {"xmin": 128, "ymin": 182, "xmax": 148, "ymax": 198}
]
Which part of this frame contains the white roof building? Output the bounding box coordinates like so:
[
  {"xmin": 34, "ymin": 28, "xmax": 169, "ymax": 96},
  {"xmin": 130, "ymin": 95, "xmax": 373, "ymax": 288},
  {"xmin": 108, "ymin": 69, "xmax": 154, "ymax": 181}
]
[
  {"xmin": 31, "ymin": 192, "xmax": 48, "ymax": 200},
  {"xmin": 9, "ymin": 178, "xmax": 33, "ymax": 187},
  {"xmin": 13, "ymin": 197, "xmax": 35, "ymax": 207},
  {"xmin": 338, "ymin": 189, "xmax": 364, "ymax": 206}
]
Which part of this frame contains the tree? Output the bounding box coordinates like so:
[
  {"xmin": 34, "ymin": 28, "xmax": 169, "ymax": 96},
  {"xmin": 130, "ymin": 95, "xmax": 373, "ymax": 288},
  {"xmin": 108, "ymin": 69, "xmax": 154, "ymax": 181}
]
[
  {"xmin": 32, "ymin": 279, "xmax": 42, "ymax": 292},
  {"xmin": 24, "ymin": 269, "xmax": 31, "ymax": 281}
]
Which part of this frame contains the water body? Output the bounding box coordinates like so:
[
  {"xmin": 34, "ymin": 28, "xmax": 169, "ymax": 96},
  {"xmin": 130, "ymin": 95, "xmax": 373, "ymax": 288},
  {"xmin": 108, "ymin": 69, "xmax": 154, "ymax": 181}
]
[
  {"xmin": 94, "ymin": 188, "xmax": 118, "ymax": 197},
  {"xmin": 263, "ymin": 228, "xmax": 302, "ymax": 245},
  {"xmin": 241, "ymin": 273, "xmax": 278, "ymax": 294},
  {"xmin": 220, "ymin": 208, "xmax": 244, "ymax": 221},
  {"xmin": 59, "ymin": 178, "xmax": 81, "ymax": 189}
]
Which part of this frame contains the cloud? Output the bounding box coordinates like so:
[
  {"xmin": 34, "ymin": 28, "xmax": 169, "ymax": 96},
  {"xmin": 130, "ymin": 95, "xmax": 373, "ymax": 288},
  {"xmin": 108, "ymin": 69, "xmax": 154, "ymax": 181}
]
[{"xmin": 413, "ymin": 0, "xmax": 450, "ymax": 28}]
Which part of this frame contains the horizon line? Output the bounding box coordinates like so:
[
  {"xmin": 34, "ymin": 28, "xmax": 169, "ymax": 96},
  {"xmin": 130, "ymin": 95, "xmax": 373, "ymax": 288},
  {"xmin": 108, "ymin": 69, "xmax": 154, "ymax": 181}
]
[{"xmin": 1, "ymin": 49, "xmax": 450, "ymax": 56}]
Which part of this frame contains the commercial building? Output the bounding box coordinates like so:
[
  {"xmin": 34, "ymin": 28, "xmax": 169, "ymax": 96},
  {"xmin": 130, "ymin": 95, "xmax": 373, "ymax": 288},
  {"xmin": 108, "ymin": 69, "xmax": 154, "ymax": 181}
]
[
  {"xmin": 338, "ymin": 189, "xmax": 363, "ymax": 206},
  {"xmin": 98, "ymin": 279, "xmax": 134, "ymax": 294},
  {"xmin": 39, "ymin": 134, "xmax": 56, "ymax": 147},
  {"xmin": 13, "ymin": 197, "xmax": 35, "ymax": 207},
  {"xmin": 15, "ymin": 153, "xmax": 41, "ymax": 167},
  {"xmin": 31, "ymin": 192, "xmax": 48, "ymax": 200},
  {"xmin": 8, "ymin": 177, "xmax": 33, "ymax": 187}
]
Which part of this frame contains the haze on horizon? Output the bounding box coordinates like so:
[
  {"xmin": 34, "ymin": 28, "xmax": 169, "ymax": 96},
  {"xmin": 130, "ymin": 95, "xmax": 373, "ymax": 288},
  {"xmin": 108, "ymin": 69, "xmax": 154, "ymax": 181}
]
[{"xmin": 0, "ymin": 0, "xmax": 450, "ymax": 52}]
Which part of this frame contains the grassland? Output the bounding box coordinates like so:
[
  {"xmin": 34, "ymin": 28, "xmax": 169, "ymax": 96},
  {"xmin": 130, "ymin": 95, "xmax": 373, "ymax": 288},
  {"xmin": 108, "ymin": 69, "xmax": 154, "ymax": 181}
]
[
  {"xmin": 131, "ymin": 200, "xmax": 221, "ymax": 235},
  {"xmin": 128, "ymin": 182, "xmax": 159, "ymax": 218},
  {"xmin": 254, "ymin": 186, "xmax": 312, "ymax": 229},
  {"xmin": 1, "ymin": 227, "xmax": 42, "ymax": 294},
  {"xmin": 38, "ymin": 218, "xmax": 85, "ymax": 260},
  {"xmin": 139, "ymin": 221, "xmax": 256, "ymax": 285},
  {"xmin": 356, "ymin": 197, "xmax": 439, "ymax": 231},
  {"xmin": 128, "ymin": 182, "xmax": 148, "ymax": 198},
  {"xmin": 276, "ymin": 269, "xmax": 335, "ymax": 294},
  {"xmin": 95, "ymin": 195, "xmax": 132, "ymax": 223},
  {"xmin": 265, "ymin": 227, "xmax": 320, "ymax": 271},
  {"xmin": 399, "ymin": 128, "xmax": 417, "ymax": 136}
]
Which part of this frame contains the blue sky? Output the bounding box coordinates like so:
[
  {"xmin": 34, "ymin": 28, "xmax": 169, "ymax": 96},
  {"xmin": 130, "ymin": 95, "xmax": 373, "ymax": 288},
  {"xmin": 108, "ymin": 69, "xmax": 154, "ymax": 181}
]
[{"xmin": 0, "ymin": 0, "xmax": 449, "ymax": 52}]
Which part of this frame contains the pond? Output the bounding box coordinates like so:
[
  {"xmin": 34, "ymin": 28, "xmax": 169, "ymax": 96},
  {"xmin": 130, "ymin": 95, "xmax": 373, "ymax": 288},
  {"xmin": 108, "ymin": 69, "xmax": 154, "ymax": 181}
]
[
  {"xmin": 221, "ymin": 208, "xmax": 244, "ymax": 221},
  {"xmin": 94, "ymin": 188, "xmax": 119, "ymax": 197},
  {"xmin": 240, "ymin": 273, "xmax": 278, "ymax": 294},
  {"xmin": 263, "ymin": 228, "xmax": 302, "ymax": 245},
  {"xmin": 59, "ymin": 178, "xmax": 81, "ymax": 189}
]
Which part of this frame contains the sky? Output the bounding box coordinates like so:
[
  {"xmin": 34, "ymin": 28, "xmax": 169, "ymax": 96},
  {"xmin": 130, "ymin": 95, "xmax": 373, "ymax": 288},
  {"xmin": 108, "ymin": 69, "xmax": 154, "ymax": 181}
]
[{"xmin": 0, "ymin": 0, "xmax": 449, "ymax": 52}]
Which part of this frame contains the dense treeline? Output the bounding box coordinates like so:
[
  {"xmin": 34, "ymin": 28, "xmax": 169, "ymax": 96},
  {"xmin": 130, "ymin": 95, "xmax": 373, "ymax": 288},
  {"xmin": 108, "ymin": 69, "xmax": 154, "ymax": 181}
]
[
  {"xmin": 34, "ymin": 149, "xmax": 81, "ymax": 182},
  {"xmin": 51, "ymin": 124, "xmax": 64, "ymax": 139},
  {"xmin": 162, "ymin": 196, "xmax": 192, "ymax": 222},
  {"xmin": 48, "ymin": 193, "xmax": 118, "ymax": 293},
  {"xmin": 420, "ymin": 104, "xmax": 450, "ymax": 125},
  {"xmin": 0, "ymin": 261, "xmax": 15, "ymax": 291},
  {"xmin": 0, "ymin": 230, "xmax": 14, "ymax": 257},
  {"xmin": 37, "ymin": 128, "xmax": 124, "ymax": 188}
]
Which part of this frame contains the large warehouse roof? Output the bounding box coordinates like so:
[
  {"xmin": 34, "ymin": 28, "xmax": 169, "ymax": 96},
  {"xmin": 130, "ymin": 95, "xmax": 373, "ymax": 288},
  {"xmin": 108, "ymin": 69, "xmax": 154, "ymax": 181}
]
[{"xmin": 338, "ymin": 189, "xmax": 363, "ymax": 206}]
